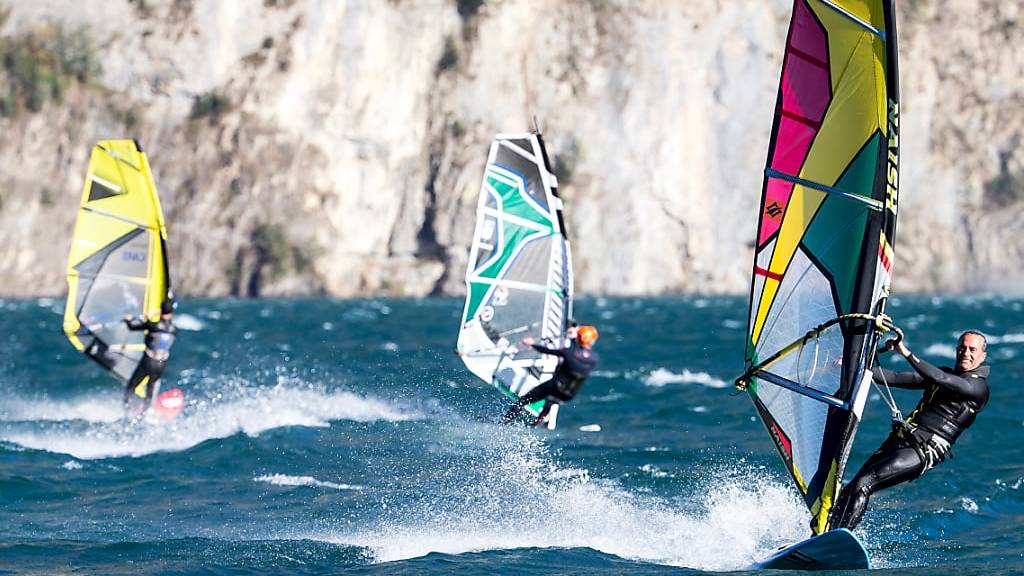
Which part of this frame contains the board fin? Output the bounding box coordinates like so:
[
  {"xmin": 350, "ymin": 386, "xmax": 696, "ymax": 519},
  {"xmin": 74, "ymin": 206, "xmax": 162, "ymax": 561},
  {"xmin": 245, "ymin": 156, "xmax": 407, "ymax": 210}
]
[{"xmin": 544, "ymin": 403, "xmax": 559, "ymax": 430}]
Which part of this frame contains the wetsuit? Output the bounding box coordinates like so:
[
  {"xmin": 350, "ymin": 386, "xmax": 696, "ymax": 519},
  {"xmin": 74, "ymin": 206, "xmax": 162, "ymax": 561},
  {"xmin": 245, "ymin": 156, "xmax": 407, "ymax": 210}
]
[
  {"xmin": 501, "ymin": 341, "xmax": 600, "ymax": 425},
  {"xmin": 831, "ymin": 353, "xmax": 989, "ymax": 530},
  {"xmin": 124, "ymin": 316, "xmax": 177, "ymax": 408}
]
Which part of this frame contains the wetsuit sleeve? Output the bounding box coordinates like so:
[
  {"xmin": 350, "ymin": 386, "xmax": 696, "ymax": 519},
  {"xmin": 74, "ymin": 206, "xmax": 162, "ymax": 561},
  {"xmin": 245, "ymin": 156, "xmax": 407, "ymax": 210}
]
[
  {"xmin": 904, "ymin": 353, "xmax": 987, "ymax": 399},
  {"xmin": 124, "ymin": 317, "xmax": 148, "ymax": 331},
  {"xmin": 872, "ymin": 366, "xmax": 926, "ymax": 389},
  {"xmin": 531, "ymin": 344, "xmax": 565, "ymax": 357}
]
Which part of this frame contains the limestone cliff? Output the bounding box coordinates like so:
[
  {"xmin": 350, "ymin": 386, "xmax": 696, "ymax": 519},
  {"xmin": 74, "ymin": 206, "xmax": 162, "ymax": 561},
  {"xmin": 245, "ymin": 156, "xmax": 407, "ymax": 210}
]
[{"xmin": 0, "ymin": 0, "xmax": 1020, "ymax": 298}]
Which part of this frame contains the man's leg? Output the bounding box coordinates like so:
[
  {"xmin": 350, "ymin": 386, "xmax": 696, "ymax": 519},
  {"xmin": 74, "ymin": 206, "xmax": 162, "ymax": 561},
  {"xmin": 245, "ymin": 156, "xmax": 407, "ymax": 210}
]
[
  {"xmin": 501, "ymin": 382, "xmax": 553, "ymax": 424},
  {"xmin": 831, "ymin": 435, "xmax": 924, "ymax": 530},
  {"xmin": 530, "ymin": 399, "xmax": 554, "ymax": 427},
  {"xmin": 143, "ymin": 358, "xmax": 167, "ymax": 406},
  {"xmin": 124, "ymin": 363, "xmax": 148, "ymax": 407}
]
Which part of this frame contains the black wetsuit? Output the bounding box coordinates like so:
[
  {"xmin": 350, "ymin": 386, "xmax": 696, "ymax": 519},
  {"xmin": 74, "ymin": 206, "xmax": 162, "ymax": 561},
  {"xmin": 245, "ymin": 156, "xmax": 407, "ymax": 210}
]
[
  {"xmin": 831, "ymin": 353, "xmax": 989, "ymax": 530},
  {"xmin": 501, "ymin": 342, "xmax": 600, "ymax": 424},
  {"xmin": 124, "ymin": 316, "xmax": 177, "ymax": 407}
]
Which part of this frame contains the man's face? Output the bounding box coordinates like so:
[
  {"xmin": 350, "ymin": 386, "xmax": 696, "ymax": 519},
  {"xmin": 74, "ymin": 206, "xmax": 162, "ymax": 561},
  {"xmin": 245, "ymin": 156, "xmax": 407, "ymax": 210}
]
[{"xmin": 956, "ymin": 333, "xmax": 987, "ymax": 372}]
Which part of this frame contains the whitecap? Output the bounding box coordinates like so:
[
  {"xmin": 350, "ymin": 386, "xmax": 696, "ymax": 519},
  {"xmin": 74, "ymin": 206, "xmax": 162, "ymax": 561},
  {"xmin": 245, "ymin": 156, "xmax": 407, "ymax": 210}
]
[
  {"xmin": 172, "ymin": 313, "xmax": 205, "ymax": 331},
  {"xmin": 643, "ymin": 368, "xmax": 728, "ymax": 388},
  {"xmin": 987, "ymin": 333, "xmax": 1024, "ymax": 344},
  {"xmin": 254, "ymin": 474, "xmax": 362, "ymax": 491},
  {"xmin": 923, "ymin": 343, "xmax": 956, "ymax": 358},
  {"xmin": 324, "ymin": 461, "xmax": 809, "ymax": 572},
  {"xmin": 639, "ymin": 464, "xmax": 671, "ymax": 478},
  {"xmin": 0, "ymin": 381, "xmax": 417, "ymax": 460}
]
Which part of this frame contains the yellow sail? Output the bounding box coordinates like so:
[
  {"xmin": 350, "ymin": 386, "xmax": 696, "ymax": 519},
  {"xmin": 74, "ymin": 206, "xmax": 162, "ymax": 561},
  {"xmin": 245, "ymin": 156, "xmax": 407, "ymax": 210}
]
[{"xmin": 63, "ymin": 140, "xmax": 171, "ymax": 384}]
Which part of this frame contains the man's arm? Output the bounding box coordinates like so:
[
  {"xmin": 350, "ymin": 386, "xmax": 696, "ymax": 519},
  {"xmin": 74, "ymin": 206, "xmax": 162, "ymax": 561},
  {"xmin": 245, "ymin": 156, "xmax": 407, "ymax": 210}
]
[
  {"xmin": 872, "ymin": 366, "xmax": 926, "ymax": 389},
  {"xmin": 531, "ymin": 343, "xmax": 565, "ymax": 357},
  {"xmin": 124, "ymin": 316, "xmax": 149, "ymax": 331}
]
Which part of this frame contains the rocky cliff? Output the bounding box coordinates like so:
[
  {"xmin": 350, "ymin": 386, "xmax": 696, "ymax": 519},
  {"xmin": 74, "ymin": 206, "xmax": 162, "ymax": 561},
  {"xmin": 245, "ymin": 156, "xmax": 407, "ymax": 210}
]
[{"xmin": 0, "ymin": 0, "xmax": 1021, "ymax": 298}]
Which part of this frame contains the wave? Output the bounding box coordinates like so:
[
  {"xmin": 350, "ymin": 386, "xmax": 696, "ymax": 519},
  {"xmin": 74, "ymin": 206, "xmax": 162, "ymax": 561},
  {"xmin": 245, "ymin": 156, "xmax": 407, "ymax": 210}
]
[
  {"xmin": 0, "ymin": 396, "xmax": 126, "ymax": 424},
  {"xmin": 172, "ymin": 313, "xmax": 206, "ymax": 331},
  {"xmin": 924, "ymin": 332, "xmax": 1023, "ymax": 359},
  {"xmin": 336, "ymin": 472, "xmax": 808, "ymax": 571},
  {"xmin": 988, "ymin": 333, "xmax": 1024, "ymax": 344},
  {"xmin": 642, "ymin": 368, "xmax": 728, "ymax": 389},
  {"xmin": 254, "ymin": 474, "xmax": 363, "ymax": 491},
  {"xmin": 315, "ymin": 426, "xmax": 809, "ymax": 572},
  {"xmin": 923, "ymin": 343, "xmax": 956, "ymax": 358},
  {"xmin": 0, "ymin": 380, "xmax": 417, "ymax": 460}
]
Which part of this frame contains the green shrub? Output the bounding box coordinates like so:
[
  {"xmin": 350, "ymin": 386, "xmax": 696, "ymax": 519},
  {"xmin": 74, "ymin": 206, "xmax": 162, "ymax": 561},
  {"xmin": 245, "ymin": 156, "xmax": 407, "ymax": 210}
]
[
  {"xmin": 437, "ymin": 36, "xmax": 458, "ymax": 73},
  {"xmin": 984, "ymin": 153, "xmax": 1023, "ymax": 207},
  {"xmin": 252, "ymin": 223, "xmax": 292, "ymax": 281},
  {"xmin": 0, "ymin": 23, "xmax": 100, "ymax": 117},
  {"xmin": 190, "ymin": 91, "xmax": 231, "ymax": 119},
  {"xmin": 553, "ymin": 137, "xmax": 580, "ymax": 186},
  {"xmin": 457, "ymin": 0, "xmax": 484, "ymax": 18}
]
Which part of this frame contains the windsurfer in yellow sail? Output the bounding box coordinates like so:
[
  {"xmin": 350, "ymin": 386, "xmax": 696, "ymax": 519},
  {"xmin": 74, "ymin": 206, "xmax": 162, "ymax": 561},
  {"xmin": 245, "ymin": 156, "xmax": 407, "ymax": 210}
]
[
  {"xmin": 831, "ymin": 331, "xmax": 991, "ymax": 530},
  {"xmin": 122, "ymin": 296, "xmax": 178, "ymax": 413}
]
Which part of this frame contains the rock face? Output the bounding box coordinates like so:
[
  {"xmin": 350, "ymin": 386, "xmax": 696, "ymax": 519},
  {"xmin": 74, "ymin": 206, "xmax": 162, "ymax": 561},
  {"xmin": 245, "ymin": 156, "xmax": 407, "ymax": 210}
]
[{"xmin": 0, "ymin": 0, "xmax": 1021, "ymax": 298}]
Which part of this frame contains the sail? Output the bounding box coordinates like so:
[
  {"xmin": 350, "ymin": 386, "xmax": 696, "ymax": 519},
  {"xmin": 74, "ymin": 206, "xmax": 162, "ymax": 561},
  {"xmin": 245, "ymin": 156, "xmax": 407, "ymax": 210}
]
[
  {"xmin": 456, "ymin": 132, "xmax": 573, "ymax": 415},
  {"xmin": 63, "ymin": 140, "xmax": 172, "ymax": 384},
  {"xmin": 743, "ymin": 0, "xmax": 900, "ymax": 534}
]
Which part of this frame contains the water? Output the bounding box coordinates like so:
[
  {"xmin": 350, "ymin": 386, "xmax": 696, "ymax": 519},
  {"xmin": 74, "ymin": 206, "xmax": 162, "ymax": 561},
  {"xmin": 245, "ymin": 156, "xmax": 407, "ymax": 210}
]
[{"xmin": 0, "ymin": 296, "xmax": 1021, "ymax": 574}]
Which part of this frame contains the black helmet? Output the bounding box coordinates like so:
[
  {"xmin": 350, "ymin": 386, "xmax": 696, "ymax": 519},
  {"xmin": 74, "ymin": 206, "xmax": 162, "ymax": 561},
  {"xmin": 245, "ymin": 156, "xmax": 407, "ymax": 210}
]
[{"xmin": 161, "ymin": 290, "xmax": 177, "ymax": 314}]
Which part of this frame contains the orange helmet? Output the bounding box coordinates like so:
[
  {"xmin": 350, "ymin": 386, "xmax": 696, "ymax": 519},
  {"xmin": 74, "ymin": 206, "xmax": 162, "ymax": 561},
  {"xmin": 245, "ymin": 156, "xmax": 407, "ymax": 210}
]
[{"xmin": 576, "ymin": 325, "xmax": 599, "ymax": 347}]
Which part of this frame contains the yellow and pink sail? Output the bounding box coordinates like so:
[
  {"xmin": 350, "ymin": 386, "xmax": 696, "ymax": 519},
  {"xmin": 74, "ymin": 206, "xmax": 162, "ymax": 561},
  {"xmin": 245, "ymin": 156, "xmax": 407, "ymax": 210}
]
[{"xmin": 742, "ymin": 0, "xmax": 900, "ymax": 534}]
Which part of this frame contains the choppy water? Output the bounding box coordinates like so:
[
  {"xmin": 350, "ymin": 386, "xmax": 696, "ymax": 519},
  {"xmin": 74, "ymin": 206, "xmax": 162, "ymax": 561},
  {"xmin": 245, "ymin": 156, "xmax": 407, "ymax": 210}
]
[{"xmin": 0, "ymin": 296, "xmax": 1021, "ymax": 574}]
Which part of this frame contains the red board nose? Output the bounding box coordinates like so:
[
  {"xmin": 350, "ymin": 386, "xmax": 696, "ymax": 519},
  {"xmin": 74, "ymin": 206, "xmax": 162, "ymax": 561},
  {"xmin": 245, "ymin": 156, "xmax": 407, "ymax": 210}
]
[{"xmin": 155, "ymin": 388, "xmax": 185, "ymax": 420}]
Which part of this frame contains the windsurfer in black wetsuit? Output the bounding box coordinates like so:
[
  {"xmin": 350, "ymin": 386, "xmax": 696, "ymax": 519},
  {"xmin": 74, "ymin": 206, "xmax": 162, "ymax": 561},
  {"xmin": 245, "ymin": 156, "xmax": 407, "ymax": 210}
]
[
  {"xmin": 500, "ymin": 325, "xmax": 601, "ymax": 426},
  {"xmin": 122, "ymin": 297, "xmax": 178, "ymax": 412},
  {"xmin": 830, "ymin": 330, "xmax": 990, "ymax": 531}
]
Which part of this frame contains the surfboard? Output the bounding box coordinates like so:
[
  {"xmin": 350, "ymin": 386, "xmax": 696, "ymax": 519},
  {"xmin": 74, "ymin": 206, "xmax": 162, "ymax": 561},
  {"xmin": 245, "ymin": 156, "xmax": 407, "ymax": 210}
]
[
  {"xmin": 153, "ymin": 387, "xmax": 185, "ymax": 420},
  {"xmin": 755, "ymin": 529, "xmax": 870, "ymax": 570}
]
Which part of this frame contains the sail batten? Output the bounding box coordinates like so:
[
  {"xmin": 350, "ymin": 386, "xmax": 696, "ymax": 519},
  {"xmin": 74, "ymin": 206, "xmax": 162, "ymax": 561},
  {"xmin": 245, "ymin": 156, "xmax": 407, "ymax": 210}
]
[
  {"xmin": 744, "ymin": 0, "xmax": 900, "ymax": 534},
  {"xmin": 819, "ymin": 0, "xmax": 885, "ymax": 38},
  {"xmin": 80, "ymin": 211, "xmax": 156, "ymax": 231},
  {"xmin": 757, "ymin": 370, "xmax": 848, "ymax": 408},
  {"xmin": 764, "ymin": 169, "xmax": 884, "ymax": 211},
  {"xmin": 457, "ymin": 132, "xmax": 573, "ymax": 416}
]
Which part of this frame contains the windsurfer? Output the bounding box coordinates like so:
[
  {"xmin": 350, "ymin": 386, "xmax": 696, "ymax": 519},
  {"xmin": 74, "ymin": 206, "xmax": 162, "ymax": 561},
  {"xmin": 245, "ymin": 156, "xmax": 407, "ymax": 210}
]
[
  {"xmin": 122, "ymin": 298, "xmax": 178, "ymax": 412},
  {"xmin": 831, "ymin": 330, "xmax": 990, "ymax": 530},
  {"xmin": 500, "ymin": 325, "xmax": 600, "ymax": 426}
]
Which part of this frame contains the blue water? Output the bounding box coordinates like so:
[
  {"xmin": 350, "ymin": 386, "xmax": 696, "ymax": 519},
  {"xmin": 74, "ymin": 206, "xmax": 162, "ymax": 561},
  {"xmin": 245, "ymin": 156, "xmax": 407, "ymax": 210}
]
[{"xmin": 0, "ymin": 296, "xmax": 1021, "ymax": 574}]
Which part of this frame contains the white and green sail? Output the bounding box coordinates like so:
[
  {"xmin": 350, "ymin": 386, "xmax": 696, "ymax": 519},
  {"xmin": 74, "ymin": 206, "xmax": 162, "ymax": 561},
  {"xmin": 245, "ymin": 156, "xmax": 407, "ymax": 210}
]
[{"xmin": 456, "ymin": 132, "xmax": 573, "ymax": 416}]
